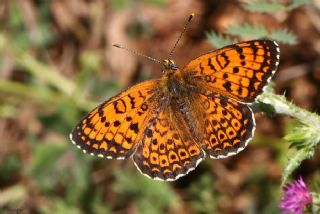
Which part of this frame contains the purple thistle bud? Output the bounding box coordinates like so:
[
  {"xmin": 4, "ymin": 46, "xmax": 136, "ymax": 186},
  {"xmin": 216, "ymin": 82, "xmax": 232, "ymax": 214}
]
[{"xmin": 280, "ymin": 177, "xmax": 312, "ymax": 214}]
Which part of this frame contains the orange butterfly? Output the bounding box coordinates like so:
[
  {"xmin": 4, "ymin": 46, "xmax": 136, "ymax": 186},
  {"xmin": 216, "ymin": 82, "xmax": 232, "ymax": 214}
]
[{"xmin": 70, "ymin": 15, "xmax": 280, "ymax": 181}]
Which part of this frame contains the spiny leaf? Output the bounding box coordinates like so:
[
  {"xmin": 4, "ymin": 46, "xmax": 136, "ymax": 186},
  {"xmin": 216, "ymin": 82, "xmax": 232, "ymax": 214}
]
[
  {"xmin": 282, "ymin": 148, "xmax": 314, "ymax": 185},
  {"xmin": 226, "ymin": 23, "xmax": 268, "ymax": 38},
  {"xmin": 258, "ymin": 89, "xmax": 320, "ymax": 185},
  {"xmin": 284, "ymin": 124, "xmax": 311, "ymax": 149},
  {"xmin": 289, "ymin": 0, "xmax": 312, "ymax": 10},
  {"xmin": 242, "ymin": 1, "xmax": 286, "ymax": 13},
  {"xmin": 242, "ymin": 0, "xmax": 311, "ymax": 13},
  {"xmin": 205, "ymin": 31, "xmax": 236, "ymax": 49},
  {"xmin": 270, "ymin": 28, "xmax": 298, "ymax": 45}
]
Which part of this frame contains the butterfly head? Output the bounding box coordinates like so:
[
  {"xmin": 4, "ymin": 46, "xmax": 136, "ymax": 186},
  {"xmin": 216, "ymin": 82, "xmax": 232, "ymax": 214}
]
[{"xmin": 162, "ymin": 59, "xmax": 178, "ymax": 72}]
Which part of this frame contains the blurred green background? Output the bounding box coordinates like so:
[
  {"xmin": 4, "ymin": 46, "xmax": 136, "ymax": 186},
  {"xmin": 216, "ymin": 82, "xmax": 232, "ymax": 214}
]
[{"xmin": 0, "ymin": 0, "xmax": 320, "ymax": 213}]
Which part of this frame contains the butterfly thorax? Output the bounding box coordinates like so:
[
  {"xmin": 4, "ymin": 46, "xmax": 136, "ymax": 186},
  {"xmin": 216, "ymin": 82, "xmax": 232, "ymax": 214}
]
[
  {"xmin": 162, "ymin": 59, "xmax": 179, "ymax": 79},
  {"xmin": 161, "ymin": 59, "xmax": 189, "ymax": 98},
  {"xmin": 159, "ymin": 59, "xmax": 206, "ymax": 149}
]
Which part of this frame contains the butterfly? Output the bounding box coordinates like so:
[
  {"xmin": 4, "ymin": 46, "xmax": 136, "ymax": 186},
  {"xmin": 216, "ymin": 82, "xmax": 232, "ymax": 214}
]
[{"xmin": 70, "ymin": 37, "xmax": 280, "ymax": 181}]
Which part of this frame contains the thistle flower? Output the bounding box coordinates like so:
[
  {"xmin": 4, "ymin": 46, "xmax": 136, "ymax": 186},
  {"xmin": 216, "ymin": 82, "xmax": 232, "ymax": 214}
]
[{"xmin": 280, "ymin": 177, "xmax": 312, "ymax": 214}]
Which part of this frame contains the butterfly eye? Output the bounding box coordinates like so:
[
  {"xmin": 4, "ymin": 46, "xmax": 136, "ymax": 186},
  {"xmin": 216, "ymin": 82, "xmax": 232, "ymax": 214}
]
[
  {"xmin": 162, "ymin": 59, "xmax": 168, "ymax": 65},
  {"xmin": 169, "ymin": 60, "xmax": 178, "ymax": 70}
]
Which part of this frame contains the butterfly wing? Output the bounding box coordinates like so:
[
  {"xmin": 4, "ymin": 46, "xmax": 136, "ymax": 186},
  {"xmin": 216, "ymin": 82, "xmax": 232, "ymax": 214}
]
[
  {"xmin": 70, "ymin": 80, "xmax": 160, "ymax": 159},
  {"xmin": 181, "ymin": 40, "xmax": 280, "ymax": 102},
  {"xmin": 197, "ymin": 93, "xmax": 255, "ymax": 158},
  {"xmin": 132, "ymin": 104, "xmax": 205, "ymax": 181}
]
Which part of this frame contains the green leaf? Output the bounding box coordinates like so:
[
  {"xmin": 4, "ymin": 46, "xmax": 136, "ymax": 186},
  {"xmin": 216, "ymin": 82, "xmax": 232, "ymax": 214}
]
[
  {"xmin": 242, "ymin": 1, "xmax": 287, "ymax": 13},
  {"xmin": 110, "ymin": 0, "xmax": 127, "ymax": 9},
  {"xmin": 284, "ymin": 124, "xmax": 308, "ymax": 149},
  {"xmin": 242, "ymin": 0, "xmax": 311, "ymax": 12},
  {"xmin": 26, "ymin": 143, "xmax": 66, "ymax": 191},
  {"xmin": 90, "ymin": 189, "xmax": 111, "ymax": 214},
  {"xmin": 0, "ymin": 154, "xmax": 21, "ymax": 182},
  {"xmin": 142, "ymin": 0, "xmax": 165, "ymax": 6},
  {"xmin": 289, "ymin": 0, "xmax": 312, "ymax": 10},
  {"xmin": 206, "ymin": 31, "xmax": 237, "ymax": 49},
  {"xmin": 8, "ymin": 0, "xmax": 30, "ymax": 50},
  {"xmin": 270, "ymin": 28, "xmax": 298, "ymax": 45},
  {"xmin": 284, "ymin": 121, "xmax": 320, "ymax": 149},
  {"xmin": 188, "ymin": 174, "xmax": 219, "ymax": 213},
  {"xmin": 0, "ymin": 104, "xmax": 17, "ymax": 119},
  {"xmin": 113, "ymin": 170, "xmax": 180, "ymax": 214},
  {"xmin": 64, "ymin": 150, "xmax": 93, "ymax": 204},
  {"xmin": 39, "ymin": 198, "xmax": 82, "ymax": 214},
  {"xmin": 33, "ymin": 1, "xmax": 54, "ymax": 47},
  {"xmin": 226, "ymin": 23, "xmax": 268, "ymax": 38},
  {"xmin": 110, "ymin": 0, "xmax": 165, "ymax": 9}
]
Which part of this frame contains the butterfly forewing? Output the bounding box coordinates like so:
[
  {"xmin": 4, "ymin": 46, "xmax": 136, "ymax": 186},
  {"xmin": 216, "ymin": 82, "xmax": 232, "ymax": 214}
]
[
  {"xmin": 70, "ymin": 80, "xmax": 160, "ymax": 159},
  {"xmin": 182, "ymin": 40, "xmax": 280, "ymax": 103}
]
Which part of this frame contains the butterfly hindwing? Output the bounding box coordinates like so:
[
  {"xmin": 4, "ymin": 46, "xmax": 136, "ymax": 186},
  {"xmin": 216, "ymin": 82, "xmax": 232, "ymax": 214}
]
[
  {"xmin": 132, "ymin": 109, "xmax": 205, "ymax": 181},
  {"xmin": 198, "ymin": 93, "xmax": 255, "ymax": 158}
]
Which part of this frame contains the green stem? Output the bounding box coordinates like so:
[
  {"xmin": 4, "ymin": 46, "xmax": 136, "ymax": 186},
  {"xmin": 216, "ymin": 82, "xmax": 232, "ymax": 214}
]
[
  {"xmin": 258, "ymin": 88, "xmax": 320, "ymax": 184},
  {"xmin": 0, "ymin": 80, "xmax": 97, "ymax": 112},
  {"xmin": 0, "ymin": 80, "xmax": 63, "ymax": 104},
  {"xmin": 15, "ymin": 53, "xmax": 75, "ymax": 96},
  {"xmin": 258, "ymin": 89, "xmax": 320, "ymax": 128},
  {"xmin": 0, "ymin": 33, "xmax": 75, "ymax": 96},
  {"xmin": 281, "ymin": 148, "xmax": 314, "ymax": 185},
  {"xmin": 311, "ymin": 192, "xmax": 320, "ymax": 214}
]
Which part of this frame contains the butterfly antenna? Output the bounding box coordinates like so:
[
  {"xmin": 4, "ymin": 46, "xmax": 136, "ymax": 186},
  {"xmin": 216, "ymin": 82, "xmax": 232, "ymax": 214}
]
[
  {"xmin": 112, "ymin": 43, "xmax": 162, "ymax": 65},
  {"xmin": 168, "ymin": 12, "xmax": 195, "ymax": 59}
]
